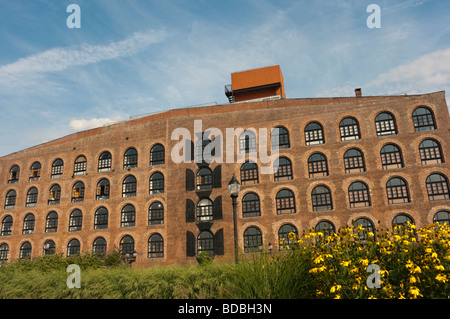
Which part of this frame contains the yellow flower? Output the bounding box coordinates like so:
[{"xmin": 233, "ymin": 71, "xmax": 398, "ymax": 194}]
[
  {"xmin": 409, "ymin": 287, "xmax": 422, "ymax": 299},
  {"xmin": 435, "ymin": 274, "xmax": 448, "ymax": 283},
  {"xmin": 435, "ymin": 265, "xmax": 445, "ymax": 271},
  {"xmin": 330, "ymin": 285, "xmax": 342, "ymax": 293},
  {"xmin": 409, "ymin": 276, "xmax": 418, "ymax": 284},
  {"xmin": 359, "ymin": 258, "xmax": 369, "ymax": 266},
  {"xmin": 314, "ymin": 255, "xmax": 324, "ymax": 264},
  {"xmin": 340, "ymin": 260, "xmax": 351, "ymax": 267},
  {"xmin": 334, "ymin": 294, "xmax": 341, "ymax": 299}
]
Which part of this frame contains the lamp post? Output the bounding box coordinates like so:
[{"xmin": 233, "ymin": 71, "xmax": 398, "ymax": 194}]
[
  {"xmin": 124, "ymin": 250, "xmax": 138, "ymax": 268},
  {"xmin": 228, "ymin": 174, "xmax": 240, "ymax": 265}
]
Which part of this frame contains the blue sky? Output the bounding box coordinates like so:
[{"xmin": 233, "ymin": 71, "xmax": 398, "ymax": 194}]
[{"xmin": 0, "ymin": 0, "xmax": 449, "ymax": 156}]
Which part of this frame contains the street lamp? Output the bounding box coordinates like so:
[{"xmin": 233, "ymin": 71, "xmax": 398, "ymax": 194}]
[
  {"xmin": 228, "ymin": 174, "xmax": 240, "ymax": 265},
  {"xmin": 124, "ymin": 250, "xmax": 138, "ymax": 267}
]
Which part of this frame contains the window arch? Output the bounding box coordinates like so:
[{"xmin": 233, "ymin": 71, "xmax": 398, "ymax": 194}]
[
  {"xmin": 348, "ymin": 181, "xmax": 371, "ymax": 208},
  {"xmin": 8, "ymin": 165, "xmax": 20, "ymax": 184},
  {"xmin": 308, "ymin": 153, "xmax": 329, "ymax": 178},
  {"xmin": 148, "ymin": 234, "xmax": 164, "ymax": 258},
  {"xmin": 25, "ymin": 187, "xmax": 38, "ymax": 207},
  {"xmin": 412, "ymin": 106, "xmax": 436, "ymax": 131},
  {"xmin": 239, "ymin": 130, "xmax": 257, "ymax": 154},
  {"xmin": 278, "ymin": 224, "xmax": 298, "ymax": 247},
  {"xmin": 1, "ymin": 215, "xmax": 13, "ymax": 236},
  {"xmin": 386, "ymin": 177, "xmax": 410, "ymax": 204},
  {"xmin": 242, "ymin": 192, "xmax": 261, "ymax": 218},
  {"xmin": 271, "ymin": 126, "xmax": 290, "ymax": 150},
  {"xmin": 43, "ymin": 240, "xmax": 56, "ymax": 255},
  {"xmin": 71, "ymin": 181, "xmax": 85, "ymax": 202},
  {"xmin": 343, "ymin": 148, "xmax": 365, "ymax": 174},
  {"xmin": 0, "ymin": 243, "xmax": 9, "ymax": 261},
  {"xmin": 419, "ymin": 139, "xmax": 444, "ymax": 165},
  {"xmin": 196, "ymin": 167, "xmax": 212, "ymax": 190},
  {"xmin": 433, "ymin": 211, "xmax": 450, "ymax": 225},
  {"xmin": 150, "ymin": 144, "xmax": 165, "ymax": 165},
  {"xmin": 94, "ymin": 207, "xmax": 108, "ymax": 229},
  {"xmin": 339, "ymin": 117, "xmax": 360, "ymax": 141},
  {"xmin": 315, "ymin": 220, "xmax": 336, "ymax": 237},
  {"xmin": 93, "ymin": 237, "xmax": 107, "ymax": 255},
  {"xmin": 274, "ymin": 156, "xmax": 293, "ymax": 181},
  {"xmin": 67, "ymin": 239, "xmax": 80, "ymax": 257},
  {"xmin": 51, "ymin": 159, "xmax": 64, "ymax": 178},
  {"xmin": 98, "ymin": 151, "xmax": 112, "ymax": 172},
  {"xmin": 197, "ymin": 198, "xmax": 213, "ymax": 222},
  {"xmin": 392, "ymin": 214, "xmax": 415, "ymax": 232},
  {"xmin": 48, "ymin": 184, "xmax": 61, "ymax": 205},
  {"xmin": 149, "ymin": 172, "xmax": 164, "ymax": 194},
  {"xmin": 240, "ymin": 161, "xmax": 259, "ymax": 185},
  {"xmin": 96, "ymin": 178, "xmax": 110, "ymax": 200},
  {"xmin": 4, "ymin": 190, "xmax": 16, "ymax": 209},
  {"xmin": 119, "ymin": 235, "xmax": 135, "ymax": 255},
  {"xmin": 276, "ymin": 189, "xmax": 296, "ymax": 215},
  {"xmin": 122, "ymin": 175, "xmax": 137, "ymax": 197},
  {"xmin": 69, "ymin": 209, "xmax": 83, "ymax": 232},
  {"xmin": 304, "ymin": 122, "xmax": 325, "ymax": 145},
  {"xmin": 121, "ymin": 204, "xmax": 136, "ymax": 228},
  {"xmin": 73, "ymin": 156, "xmax": 87, "ymax": 176},
  {"xmin": 380, "ymin": 144, "xmax": 404, "ymax": 170},
  {"xmin": 375, "ymin": 112, "xmax": 397, "ymax": 136},
  {"xmin": 29, "ymin": 162, "xmax": 41, "ymax": 181},
  {"xmin": 311, "ymin": 185, "xmax": 333, "ymax": 211},
  {"xmin": 197, "ymin": 231, "xmax": 214, "ymax": 256},
  {"xmin": 426, "ymin": 173, "xmax": 449, "ymax": 201},
  {"xmin": 243, "ymin": 227, "xmax": 262, "ymax": 253},
  {"xmin": 45, "ymin": 211, "xmax": 58, "ymax": 233},
  {"xmin": 22, "ymin": 213, "xmax": 35, "ymax": 235},
  {"xmin": 353, "ymin": 218, "xmax": 375, "ymax": 240},
  {"xmin": 123, "ymin": 147, "xmax": 138, "ymax": 169},
  {"xmin": 148, "ymin": 202, "xmax": 164, "ymax": 225},
  {"xmin": 20, "ymin": 242, "xmax": 32, "ymax": 259}
]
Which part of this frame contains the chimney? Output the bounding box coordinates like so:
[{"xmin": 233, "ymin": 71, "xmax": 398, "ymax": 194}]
[{"xmin": 355, "ymin": 88, "xmax": 362, "ymax": 97}]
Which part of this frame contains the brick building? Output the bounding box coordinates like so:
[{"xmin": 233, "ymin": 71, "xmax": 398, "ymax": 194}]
[{"xmin": 0, "ymin": 65, "xmax": 449, "ymax": 267}]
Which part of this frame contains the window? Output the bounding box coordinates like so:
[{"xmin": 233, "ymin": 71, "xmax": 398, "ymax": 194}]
[
  {"xmin": 8, "ymin": 165, "xmax": 20, "ymax": 184},
  {"xmin": 197, "ymin": 198, "xmax": 213, "ymax": 222},
  {"xmin": 93, "ymin": 237, "xmax": 107, "ymax": 256},
  {"xmin": 274, "ymin": 157, "xmax": 293, "ymax": 182},
  {"xmin": 1, "ymin": 216, "xmax": 13, "ymax": 236},
  {"xmin": 426, "ymin": 173, "xmax": 449, "ymax": 201},
  {"xmin": 69, "ymin": 209, "xmax": 83, "ymax": 232},
  {"xmin": 392, "ymin": 214, "xmax": 415, "ymax": 234},
  {"xmin": 311, "ymin": 185, "xmax": 333, "ymax": 211},
  {"xmin": 380, "ymin": 144, "xmax": 404, "ymax": 170},
  {"xmin": 121, "ymin": 204, "xmax": 135, "ymax": 227},
  {"xmin": 308, "ymin": 153, "xmax": 329, "ymax": 178},
  {"xmin": 276, "ymin": 189, "xmax": 296, "ymax": 215},
  {"xmin": 0, "ymin": 244, "xmax": 9, "ymax": 261},
  {"xmin": 304, "ymin": 122, "xmax": 325, "ymax": 145},
  {"xmin": 339, "ymin": 117, "xmax": 360, "ymax": 141},
  {"xmin": 150, "ymin": 144, "xmax": 165, "ymax": 165},
  {"xmin": 148, "ymin": 234, "xmax": 164, "ymax": 258},
  {"xmin": 5, "ymin": 190, "xmax": 16, "ymax": 209},
  {"xmin": 71, "ymin": 181, "xmax": 85, "ymax": 202},
  {"xmin": 73, "ymin": 156, "xmax": 87, "ymax": 176},
  {"xmin": 122, "ymin": 175, "xmax": 137, "ymax": 197},
  {"xmin": 29, "ymin": 162, "xmax": 41, "ymax": 181},
  {"xmin": 43, "ymin": 240, "xmax": 56, "ymax": 255},
  {"xmin": 353, "ymin": 218, "xmax": 375, "ymax": 240},
  {"xmin": 412, "ymin": 106, "xmax": 436, "ymax": 131},
  {"xmin": 22, "ymin": 213, "xmax": 35, "ymax": 234},
  {"xmin": 196, "ymin": 168, "xmax": 212, "ymax": 190},
  {"xmin": 20, "ymin": 242, "xmax": 32, "ymax": 259},
  {"xmin": 148, "ymin": 202, "xmax": 164, "ymax": 225},
  {"xmin": 94, "ymin": 207, "xmax": 108, "ymax": 229},
  {"xmin": 344, "ymin": 148, "xmax": 365, "ymax": 174},
  {"xmin": 25, "ymin": 187, "xmax": 38, "ymax": 207},
  {"xmin": 386, "ymin": 177, "xmax": 410, "ymax": 204},
  {"xmin": 197, "ymin": 231, "xmax": 214, "ymax": 256},
  {"xmin": 375, "ymin": 112, "xmax": 397, "ymax": 136},
  {"xmin": 96, "ymin": 178, "xmax": 110, "ymax": 200},
  {"xmin": 123, "ymin": 148, "xmax": 138, "ymax": 169},
  {"xmin": 278, "ymin": 224, "xmax": 298, "ymax": 247},
  {"xmin": 244, "ymin": 227, "xmax": 262, "ymax": 253},
  {"xmin": 119, "ymin": 235, "xmax": 135, "ymax": 255},
  {"xmin": 149, "ymin": 172, "xmax": 164, "ymax": 194},
  {"xmin": 45, "ymin": 211, "xmax": 58, "ymax": 233},
  {"xmin": 67, "ymin": 239, "xmax": 80, "ymax": 257},
  {"xmin": 242, "ymin": 192, "xmax": 261, "ymax": 218},
  {"xmin": 240, "ymin": 162, "xmax": 259, "ymax": 185},
  {"xmin": 315, "ymin": 221, "xmax": 336, "ymax": 237},
  {"xmin": 51, "ymin": 159, "xmax": 64, "ymax": 179},
  {"xmin": 239, "ymin": 130, "xmax": 257, "ymax": 154},
  {"xmin": 271, "ymin": 126, "xmax": 290, "ymax": 150},
  {"xmin": 48, "ymin": 184, "xmax": 61, "ymax": 205},
  {"xmin": 419, "ymin": 139, "xmax": 444, "ymax": 165},
  {"xmin": 348, "ymin": 181, "xmax": 371, "ymax": 208},
  {"xmin": 98, "ymin": 152, "xmax": 112, "ymax": 172},
  {"xmin": 433, "ymin": 211, "xmax": 450, "ymax": 225}
]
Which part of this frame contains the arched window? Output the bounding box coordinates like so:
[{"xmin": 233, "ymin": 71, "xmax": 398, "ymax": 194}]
[
  {"xmin": 148, "ymin": 234, "xmax": 164, "ymax": 258},
  {"xmin": 25, "ymin": 187, "xmax": 38, "ymax": 207},
  {"xmin": 426, "ymin": 173, "xmax": 449, "ymax": 201},
  {"xmin": 244, "ymin": 227, "xmax": 263, "ymax": 253},
  {"xmin": 22, "ymin": 213, "xmax": 35, "ymax": 235},
  {"xmin": 308, "ymin": 153, "xmax": 329, "ymax": 178},
  {"xmin": 311, "ymin": 185, "xmax": 333, "ymax": 211},
  {"xmin": 149, "ymin": 172, "xmax": 164, "ymax": 194},
  {"xmin": 353, "ymin": 218, "xmax": 375, "ymax": 240},
  {"xmin": 123, "ymin": 147, "xmax": 138, "ymax": 169},
  {"xmin": 121, "ymin": 204, "xmax": 136, "ymax": 228},
  {"xmin": 45, "ymin": 211, "xmax": 58, "ymax": 233},
  {"xmin": 419, "ymin": 139, "xmax": 444, "ymax": 165},
  {"xmin": 1, "ymin": 216, "xmax": 13, "ymax": 236},
  {"xmin": 98, "ymin": 151, "xmax": 112, "ymax": 172},
  {"xmin": 242, "ymin": 192, "xmax": 261, "ymax": 218},
  {"xmin": 386, "ymin": 177, "xmax": 410, "ymax": 204},
  {"xmin": 240, "ymin": 161, "xmax": 259, "ymax": 185},
  {"xmin": 94, "ymin": 207, "xmax": 108, "ymax": 229},
  {"xmin": 71, "ymin": 181, "xmax": 85, "ymax": 202},
  {"xmin": 197, "ymin": 231, "xmax": 214, "ymax": 256},
  {"xmin": 119, "ymin": 235, "xmax": 134, "ymax": 255},
  {"xmin": 271, "ymin": 126, "xmax": 290, "ymax": 150},
  {"xmin": 51, "ymin": 159, "xmax": 64, "ymax": 179},
  {"xmin": 348, "ymin": 181, "xmax": 371, "ymax": 208},
  {"xmin": 4, "ymin": 190, "xmax": 16, "ymax": 209},
  {"xmin": 69, "ymin": 209, "xmax": 83, "ymax": 232},
  {"xmin": 433, "ymin": 211, "xmax": 450, "ymax": 225},
  {"xmin": 315, "ymin": 220, "xmax": 336, "ymax": 237},
  {"xmin": 0, "ymin": 243, "xmax": 9, "ymax": 261},
  {"xmin": 148, "ymin": 202, "xmax": 164, "ymax": 225},
  {"xmin": 19, "ymin": 242, "xmax": 32, "ymax": 259},
  {"xmin": 339, "ymin": 117, "xmax": 360, "ymax": 141},
  {"xmin": 67, "ymin": 239, "xmax": 80, "ymax": 257},
  {"xmin": 43, "ymin": 240, "xmax": 56, "ymax": 255},
  {"xmin": 73, "ymin": 156, "xmax": 87, "ymax": 176},
  {"xmin": 375, "ymin": 112, "xmax": 397, "ymax": 136},
  {"xmin": 380, "ymin": 144, "xmax": 404, "ymax": 170},
  {"xmin": 8, "ymin": 165, "xmax": 20, "ymax": 184},
  {"xmin": 197, "ymin": 198, "xmax": 213, "ymax": 222},
  {"xmin": 343, "ymin": 148, "xmax": 365, "ymax": 174},
  {"xmin": 150, "ymin": 144, "xmax": 165, "ymax": 165},
  {"xmin": 93, "ymin": 237, "xmax": 107, "ymax": 256},
  {"xmin": 96, "ymin": 178, "xmax": 110, "ymax": 200},
  {"xmin": 196, "ymin": 167, "xmax": 212, "ymax": 190},
  {"xmin": 274, "ymin": 157, "xmax": 293, "ymax": 181},
  {"xmin": 412, "ymin": 106, "xmax": 436, "ymax": 131},
  {"xmin": 48, "ymin": 184, "xmax": 61, "ymax": 205},
  {"xmin": 122, "ymin": 175, "xmax": 137, "ymax": 197},
  {"xmin": 29, "ymin": 162, "xmax": 41, "ymax": 181},
  {"xmin": 276, "ymin": 189, "xmax": 296, "ymax": 215},
  {"xmin": 304, "ymin": 122, "xmax": 324, "ymax": 145},
  {"xmin": 392, "ymin": 214, "xmax": 415, "ymax": 234},
  {"xmin": 278, "ymin": 224, "xmax": 298, "ymax": 247},
  {"xmin": 239, "ymin": 130, "xmax": 257, "ymax": 154}
]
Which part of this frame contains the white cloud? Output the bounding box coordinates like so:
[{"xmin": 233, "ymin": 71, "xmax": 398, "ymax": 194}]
[{"xmin": 69, "ymin": 116, "xmax": 124, "ymax": 131}]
